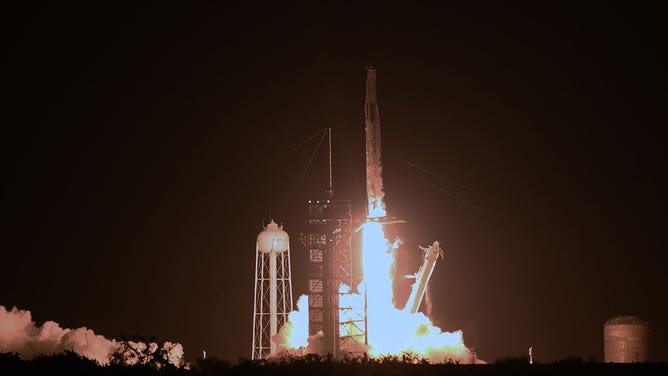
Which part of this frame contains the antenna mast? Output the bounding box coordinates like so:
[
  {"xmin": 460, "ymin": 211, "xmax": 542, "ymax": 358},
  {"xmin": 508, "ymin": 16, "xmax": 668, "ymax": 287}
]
[{"xmin": 327, "ymin": 127, "xmax": 334, "ymax": 197}]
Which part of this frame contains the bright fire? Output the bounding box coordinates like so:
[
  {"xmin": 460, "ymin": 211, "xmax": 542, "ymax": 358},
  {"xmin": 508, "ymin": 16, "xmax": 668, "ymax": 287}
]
[
  {"xmin": 367, "ymin": 200, "xmax": 386, "ymax": 219},
  {"xmin": 360, "ymin": 221, "xmax": 472, "ymax": 363},
  {"xmin": 273, "ymin": 66, "xmax": 476, "ymax": 362},
  {"xmin": 275, "ymin": 210, "xmax": 478, "ymax": 363}
]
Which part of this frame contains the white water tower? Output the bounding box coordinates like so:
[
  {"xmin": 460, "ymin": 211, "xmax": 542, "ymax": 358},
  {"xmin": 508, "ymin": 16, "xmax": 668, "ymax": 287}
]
[{"xmin": 252, "ymin": 219, "xmax": 293, "ymax": 359}]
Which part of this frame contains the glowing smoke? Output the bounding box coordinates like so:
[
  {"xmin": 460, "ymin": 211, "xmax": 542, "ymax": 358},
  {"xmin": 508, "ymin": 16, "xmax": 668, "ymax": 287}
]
[
  {"xmin": 274, "ymin": 223, "xmax": 477, "ymax": 363},
  {"xmin": 273, "ymin": 67, "xmax": 480, "ymax": 363},
  {"xmin": 361, "ymin": 222, "xmax": 475, "ymax": 363},
  {"xmin": 271, "ymin": 167, "xmax": 480, "ymax": 362},
  {"xmin": 272, "ymin": 296, "xmax": 308, "ymax": 353},
  {"xmin": 0, "ymin": 305, "xmax": 118, "ymax": 363},
  {"xmin": 272, "ymin": 296, "xmax": 325, "ymax": 357},
  {"xmin": 358, "ymin": 66, "xmax": 478, "ymax": 363},
  {"xmin": 0, "ymin": 305, "xmax": 184, "ymax": 367}
]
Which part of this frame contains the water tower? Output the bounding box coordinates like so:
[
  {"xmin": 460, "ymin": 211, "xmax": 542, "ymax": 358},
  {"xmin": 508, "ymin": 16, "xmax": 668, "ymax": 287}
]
[{"xmin": 252, "ymin": 219, "xmax": 293, "ymax": 359}]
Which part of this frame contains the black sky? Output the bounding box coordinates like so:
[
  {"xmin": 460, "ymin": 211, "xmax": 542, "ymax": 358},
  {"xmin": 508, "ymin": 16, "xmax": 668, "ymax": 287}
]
[{"xmin": 4, "ymin": 3, "xmax": 667, "ymax": 364}]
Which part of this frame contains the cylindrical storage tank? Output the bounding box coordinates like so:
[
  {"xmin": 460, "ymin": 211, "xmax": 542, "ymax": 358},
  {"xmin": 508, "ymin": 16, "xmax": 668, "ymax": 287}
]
[
  {"xmin": 604, "ymin": 315, "xmax": 649, "ymax": 363},
  {"xmin": 257, "ymin": 219, "xmax": 289, "ymax": 253}
]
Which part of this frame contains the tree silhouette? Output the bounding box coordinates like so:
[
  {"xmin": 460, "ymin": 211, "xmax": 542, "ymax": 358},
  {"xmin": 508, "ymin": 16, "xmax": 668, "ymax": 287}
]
[{"xmin": 109, "ymin": 334, "xmax": 183, "ymax": 369}]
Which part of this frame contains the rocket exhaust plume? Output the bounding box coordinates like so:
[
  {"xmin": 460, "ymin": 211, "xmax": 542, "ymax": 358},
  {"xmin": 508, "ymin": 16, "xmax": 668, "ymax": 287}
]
[
  {"xmin": 360, "ymin": 67, "xmax": 478, "ymax": 363},
  {"xmin": 274, "ymin": 67, "xmax": 482, "ymax": 363},
  {"xmin": 365, "ymin": 66, "xmax": 386, "ymax": 218},
  {"xmin": 0, "ymin": 305, "xmax": 184, "ymax": 367}
]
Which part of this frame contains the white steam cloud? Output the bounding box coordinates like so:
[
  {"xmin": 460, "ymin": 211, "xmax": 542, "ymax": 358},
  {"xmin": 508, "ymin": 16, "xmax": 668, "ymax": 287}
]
[
  {"xmin": 271, "ymin": 295, "xmax": 326, "ymax": 357},
  {"xmin": 0, "ymin": 305, "xmax": 183, "ymax": 367}
]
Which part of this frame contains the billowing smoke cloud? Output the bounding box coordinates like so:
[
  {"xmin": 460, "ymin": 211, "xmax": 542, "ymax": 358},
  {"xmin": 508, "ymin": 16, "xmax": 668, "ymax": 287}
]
[
  {"xmin": 272, "ymin": 295, "xmax": 327, "ymax": 357},
  {"xmin": 270, "ymin": 223, "xmax": 484, "ymax": 364},
  {"xmin": 0, "ymin": 305, "xmax": 118, "ymax": 363},
  {"xmin": 0, "ymin": 305, "xmax": 183, "ymax": 367}
]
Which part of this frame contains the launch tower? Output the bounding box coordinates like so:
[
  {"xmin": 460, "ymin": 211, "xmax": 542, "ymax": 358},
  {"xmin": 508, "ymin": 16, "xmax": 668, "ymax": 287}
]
[{"xmin": 306, "ymin": 129, "xmax": 367, "ymax": 356}]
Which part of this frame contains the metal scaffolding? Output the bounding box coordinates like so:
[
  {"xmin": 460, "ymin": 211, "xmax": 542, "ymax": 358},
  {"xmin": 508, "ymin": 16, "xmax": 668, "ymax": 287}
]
[{"xmin": 306, "ymin": 199, "xmax": 366, "ymax": 357}]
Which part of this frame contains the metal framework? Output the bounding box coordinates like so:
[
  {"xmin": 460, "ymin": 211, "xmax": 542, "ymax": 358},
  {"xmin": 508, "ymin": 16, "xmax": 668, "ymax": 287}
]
[
  {"xmin": 252, "ymin": 222, "xmax": 293, "ymax": 359},
  {"xmin": 306, "ymin": 199, "xmax": 366, "ymax": 356}
]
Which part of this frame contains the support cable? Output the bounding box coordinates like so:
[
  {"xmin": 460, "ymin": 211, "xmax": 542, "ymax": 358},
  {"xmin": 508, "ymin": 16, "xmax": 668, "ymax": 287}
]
[
  {"xmin": 385, "ymin": 151, "xmax": 472, "ymax": 191},
  {"xmin": 401, "ymin": 165, "xmax": 484, "ymax": 212},
  {"xmin": 286, "ymin": 130, "xmax": 328, "ymax": 203},
  {"xmin": 382, "ymin": 149, "xmax": 485, "ymax": 212},
  {"xmin": 250, "ymin": 128, "xmax": 327, "ymax": 177}
]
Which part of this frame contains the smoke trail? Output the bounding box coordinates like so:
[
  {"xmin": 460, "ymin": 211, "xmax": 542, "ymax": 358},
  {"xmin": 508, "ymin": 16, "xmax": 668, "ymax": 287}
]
[{"xmin": 0, "ymin": 305, "xmax": 183, "ymax": 366}]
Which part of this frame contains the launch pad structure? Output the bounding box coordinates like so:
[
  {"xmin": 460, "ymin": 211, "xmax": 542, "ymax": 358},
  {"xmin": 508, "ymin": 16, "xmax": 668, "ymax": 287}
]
[
  {"xmin": 304, "ymin": 66, "xmax": 412, "ymax": 357},
  {"xmin": 252, "ymin": 67, "xmax": 444, "ymax": 359},
  {"xmin": 305, "ymin": 129, "xmax": 367, "ymax": 357}
]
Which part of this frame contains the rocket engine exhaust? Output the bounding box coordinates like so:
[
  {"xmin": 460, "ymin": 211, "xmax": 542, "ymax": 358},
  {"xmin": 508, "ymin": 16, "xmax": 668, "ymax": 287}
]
[{"xmin": 273, "ymin": 67, "xmax": 481, "ymax": 364}]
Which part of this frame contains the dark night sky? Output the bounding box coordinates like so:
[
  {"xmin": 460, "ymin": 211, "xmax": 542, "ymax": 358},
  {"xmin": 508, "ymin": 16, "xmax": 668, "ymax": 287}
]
[{"xmin": 4, "ymin": 3, "xmax": 667, "ymax": 364}]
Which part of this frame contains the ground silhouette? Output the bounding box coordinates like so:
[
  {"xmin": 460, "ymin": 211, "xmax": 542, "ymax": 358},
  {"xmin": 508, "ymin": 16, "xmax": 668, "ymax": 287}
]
[{"xmin": 2, "ymin": 352, "xmax": 668, "ymax": 375}]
